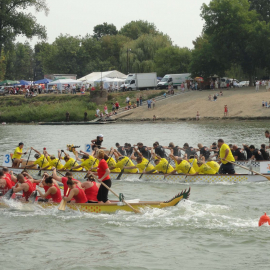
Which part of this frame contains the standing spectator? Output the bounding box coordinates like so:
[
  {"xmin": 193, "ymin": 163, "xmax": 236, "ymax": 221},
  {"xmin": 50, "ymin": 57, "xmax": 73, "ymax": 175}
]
[
  {"xmin": 195, "ymin": 82, "xmax": 198, "ymax": 90},
  {"xmin": 104, "ymin": 105, "xmax": 108, "ymax": 115},
  {"xmin": 66, "ymin": 111, "xmax": 70, "ymax": 122},
  {"xmin": 255, "ymin": 81, "xmax": 260, "ymax": 92},
  {"xmin": 96, "ymin": 108, "xmax": 100, "ymax": 117},
  {"xmin": 265, "ymin": 101, "xmax": 268, "ymax": 108},
  {"xmin": 72, "ymin": 85, "xmax": 76, "ymax": 94},
  {"xmin": 136, "ymin": 97, "xmax": 139, "ymax": 107},
  {"xmin": 224, "ymin": 105, "xmax": 228, "ymax": 116},
  {"xmin": 84, "ymin": 111, "xmax": 88, "ymax": 121},
  {"xmin": 152, "ymin": 98, "xmax": 156, "ymax": 109},
  {"xmin": 196, "ymin": 111, "xmax": 200, "ymax": 120},
  {"xmin": 126, "ymin": 96, "xmax": 130, "ymax": 105},
  {"xmin": 115, "ymin": 101, "xmax": 119, "ymax": 111},
  {"xmin": 38, "ymin": 84, "xmax": 42, "ymax": 94},
  {"xmin": 139, "ymin": 95, "xmax": 143, "ymax": 106},
  {"xmin": 262, "ymin": 100, "xmax": 265, "ymax": 107},
  {"xmin": 147, "ymin": 99, "xmax": 152, "ymax": 110},
  {"xmin": 181, "ymin": 83, "xmax": 185, "ymax": 92}
]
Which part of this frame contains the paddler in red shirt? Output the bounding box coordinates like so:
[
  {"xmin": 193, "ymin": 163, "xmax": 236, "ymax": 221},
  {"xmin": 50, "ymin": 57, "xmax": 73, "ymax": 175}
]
[
  {"xmin": 2, "ymin": 167, "xmax": 17, "ymax": 186},
  {"xmin": 12, "ymin": 174, "xmax": 35, "ymax": 201},
  {"xmin": 0, "ymin": 170, "xmax": 13, "ymax": 195},
  {"xmin": 91, "ymin": 150, "xmax": 111, "ymax": 203},
  {"xmin": 81, "ymin": 174, "xmax": 100, "ymax": 203},
  {"xmin": 63, "ymin": 177, "xmax": 88, "ymax": 203},
  {"xmin": 36, "ymin": 176, "xmax": 62, "ymax": 203}
]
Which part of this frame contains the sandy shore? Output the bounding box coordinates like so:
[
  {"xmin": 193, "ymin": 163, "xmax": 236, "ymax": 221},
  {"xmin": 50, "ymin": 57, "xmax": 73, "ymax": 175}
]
[{"xmin": 117, "ymin": 86, "xmax": 270, "ymax": 121}]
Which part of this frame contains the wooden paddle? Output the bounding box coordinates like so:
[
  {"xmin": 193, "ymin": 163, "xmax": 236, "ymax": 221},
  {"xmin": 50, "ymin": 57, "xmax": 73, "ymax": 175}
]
[
  {"xmin": 88, "ymin": 172, "xmax": 140, "ymax": 214},
  {"xmin": 139, "ymin": 158, "xmax": 152, "ymax": 179},
  {"xmin": 58, "ymin": 188, "xmax": 70, "ymax": 211},
  {"xmin": 3, "ymin": 188, "xmax": 14, "ymax": 200},
  {"xmin": 164, "ymin": 157, "xmax": 172, "ymax": 180},
  {"xmin": 225, "ymin": 159, "xmax": 270, "ymax": 181},
  {"xmin": 185, "ymin": 158, "xmax": 196, "ymax": 179}
]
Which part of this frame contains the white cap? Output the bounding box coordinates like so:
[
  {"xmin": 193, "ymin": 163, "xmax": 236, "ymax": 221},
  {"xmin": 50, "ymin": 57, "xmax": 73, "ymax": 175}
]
[{"xmin": 98, "ymin": 134, "xmax": 104, "ymax": 138}]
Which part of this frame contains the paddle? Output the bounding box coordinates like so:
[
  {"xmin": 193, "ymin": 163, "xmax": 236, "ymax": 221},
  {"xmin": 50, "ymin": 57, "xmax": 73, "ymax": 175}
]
[
  {"xmin": 38, "ymin": 150, "xmax": 46, "ymax": 176},
  {"xmin": 54, "ymin": 150, "xmax": 63, "ymax": 172},
  {"xmin": 116, "ymin": 158, "xmax": 130, "ymax": 180},
  {"xmin": 23, "ymin": 148, "xmax": 32, "ymax": 171},
  {"xmin": 58, "ymin": 187, "xmax": 70, "ymax": 211},
  {"xmin": 164, "ymin": 157, "xmax": 172, "ymax": 180},
  {"xmin": 185, "ymin": 157, "xmax": 196, "ymax": 179},
  {"xmin": 89, "ymin": 172, "xmax": 140, "ymax": 214},
  {"xmin": 139, "ymin": 157, "xmax": 152, "ymax": 179},
  {"xmin": 3, "ymin": 188, "xmax": 14, "ymax": 200},
  {"xmin": 225, "ymin": 159, "xmax": 270, "ymax": 181}
]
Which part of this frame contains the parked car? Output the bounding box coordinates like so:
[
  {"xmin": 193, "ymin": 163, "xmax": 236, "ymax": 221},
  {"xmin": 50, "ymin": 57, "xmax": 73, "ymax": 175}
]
[{"xmin": 239, "ymin": 81, "xmax": 249, "ymax": 87}]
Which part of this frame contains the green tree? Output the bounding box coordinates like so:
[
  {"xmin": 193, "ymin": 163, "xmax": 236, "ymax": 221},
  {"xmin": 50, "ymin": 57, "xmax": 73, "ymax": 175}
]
[
  {"xmin": 154, "ymin": 46, "xmax": 192, "ymax": 77},
  {"xmin": 119, "ymin": 20, "xmax": 160, "ymax": 40},
  {"xmin": 0, "ymin": 0, "xmax": 48, "ymax": 59},
  {"xmin": 93, "ymin": 23, "xmax": 118, "ymax": 39},
  {"xmin": 249, "ymin": 0, "xmax": 270, "ymax": 23}
]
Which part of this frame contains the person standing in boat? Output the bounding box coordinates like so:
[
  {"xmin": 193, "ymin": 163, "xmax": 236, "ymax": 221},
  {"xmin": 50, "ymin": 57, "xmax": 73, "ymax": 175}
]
[
  {"xmin": 91, "ymin": 150, "xmax": 111, "ymax": 203},
  {"xmin": 218, "ymin": 139, "xmax": 235, "ymax": 174},
  {"xmin": 91, "ymin": 134, "xmax": 106, "ymax": 151},
  {"xmin": 12, "ymin": 142, "xmax": 27, "ymax": 168}
]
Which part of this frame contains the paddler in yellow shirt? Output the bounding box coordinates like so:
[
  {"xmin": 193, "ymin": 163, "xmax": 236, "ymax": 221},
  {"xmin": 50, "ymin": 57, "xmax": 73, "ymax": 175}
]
[
  {"xmin": 186, "ymin": 159, "xmax": 217, "ymax": 175},
  {"xmin": 206, "ymin": 158, "xmax": 220, "ymax": 174},
  {"xmin": 72, "ymin": 150, "xmax": 99, "ymax": 172},
  {"xmin": 218, "ymin": 138, "xmax": 235, "ymax": 174},
  {"xmin": 166, "ymin": 154, "xmax": 196, "ymax": 175},
  {"xmin": 144, "ymin": 151, "xmax": 174, "ymax": 174},
  {"xmin": 124, "ymin": 147, "xmax": 155, "ymax": 173},
  {"xmin": 58, "ymin": 151, "xmax": 82, "ymax": 171},
  {"xmin": 42, "ymin": 150, "xmax": 64, "ymax": 170},
  {"xmin": 12, "ymin": 142, "xmax": 27, "ymax": 168},
  {"xmin": 24, "ymin": 147, "xmax": 51, "ymax": 170},
  {"xmin": 188, "ymin": 155, "xmax": 200, "ymax": 172},
  {"xmin": 109, "ymin": 149, "xmax": 137, "ymax": 173}
]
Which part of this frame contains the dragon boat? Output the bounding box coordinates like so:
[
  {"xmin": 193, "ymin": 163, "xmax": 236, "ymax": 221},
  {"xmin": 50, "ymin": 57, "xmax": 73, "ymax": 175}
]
[
  {"xmin": 0, "ymin": 188, "xmax": 190, "ymax": 213},
  {"xmin": 2, "ymin": 166, "xmax": 270, "ymax": 183}
]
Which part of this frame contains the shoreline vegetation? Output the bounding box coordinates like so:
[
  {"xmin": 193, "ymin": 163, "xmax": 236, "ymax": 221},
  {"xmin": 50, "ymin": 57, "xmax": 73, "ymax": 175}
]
[{"xmin": 0, "ymin": 90, "xmax": 164, "ymax": 123}]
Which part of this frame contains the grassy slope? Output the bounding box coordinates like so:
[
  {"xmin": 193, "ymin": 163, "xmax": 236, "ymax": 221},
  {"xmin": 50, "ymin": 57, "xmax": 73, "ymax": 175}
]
[{"xmin": 0, "ymin": 90, "xmax": 165, "ymax": 123}]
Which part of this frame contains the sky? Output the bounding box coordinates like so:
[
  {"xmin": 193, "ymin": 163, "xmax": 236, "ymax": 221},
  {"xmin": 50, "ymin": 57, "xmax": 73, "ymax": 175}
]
[{"xmin": 18, "ymin": 0, "xmax": 211, "ymax": 49}]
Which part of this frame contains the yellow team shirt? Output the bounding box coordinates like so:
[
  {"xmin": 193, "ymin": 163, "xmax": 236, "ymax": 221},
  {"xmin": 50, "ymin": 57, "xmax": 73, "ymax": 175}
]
[
  {"xmin": 13, "ymin": 147, "xmax": 23, "ymax": 159},
  {"xmin": 198, "ymin": 164, "xmax": 216, "ymax": 175},
  {"xmin": 34, "ymin": 154, "xmax": 51, "ymax": 169},
  {"xmin": 115, "ymin": 157, "xmax": 138, "ymax": 173},
  {"xmin": 47, "ymin": 156, "xmax": 64, "ymax": 169},
  {"xmin": 206, "ymin": 161, "xmax": 220, "ymax": 173},
  {"xmin": 136, "ymin": 158, "xmax": 155, "ymax": 173},
  {"xmin": 189, "ymin": 158, "xmax": 199, "ymax": 172},
  {"xmin": 107, "ymin": 157, "xmax": 121, "ymax": 173},
  {"xmin": 80, "ymin": 157, "xmax": 99, "ymax": 172},
  {"xmin": 219, "ymin": 144, "xmax": 235, "ymax": 164},
  {"xmin": 153, "ymin": 158, "xmax": 174, "ymax": 174},
  {"xmin": 175, "ymin": 160, "xmax": 196, "ymax": 174},
  {"xmin": 63, "ymin": 158, "xmax": 82, "ymax": 171}
]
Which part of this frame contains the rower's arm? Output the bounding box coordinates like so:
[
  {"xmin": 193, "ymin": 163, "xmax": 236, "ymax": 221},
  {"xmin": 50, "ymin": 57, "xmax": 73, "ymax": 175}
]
[
  {"xmin": 71, "ymin": 165, "xmax": 82, "ymax": 170},
  {"xmin": 124, "ymin": 166, "xmax": 137, "ymax": 170},
  {"xmin": 37, "ymin": 187, "xmax": 53, "ymax": 198},
  {"xmin": 31, "ymin": 147, "xmax": 41, "ymax": 156},
  {"xmin": 144, "ymin": 169, "xmax": 155, "ymax": 174},
  {"xmin": 114, "ymin": 149, "xmax": 122, "ymax": 157},
  {"xmin": 42, "ymin": 165, "xmax": 50, "ymax": 170},
  {"xmin": 13, "ymin": 184, "xmax": 24, "ymax": 193},
  {"xmin": 134, "ymin": 148, "xmax": 142, "ymax": 158},
  {"xmin": 223, "ymin": 149, "xmax": 230, "ymax": 160},
  {"xmin": 166, "ymin": 169, "xmax": 177, "ymax": 176},
  {"xmin": 64, "ymin": 189, "xmax": 75, "ymax": 201},
  {"xmin": 52, "ymin": 168, "xmax": 62, "ymax": 182},
  {"xmin": 24, "ymin": 164, "xmax": 36, "ymax": 168}
]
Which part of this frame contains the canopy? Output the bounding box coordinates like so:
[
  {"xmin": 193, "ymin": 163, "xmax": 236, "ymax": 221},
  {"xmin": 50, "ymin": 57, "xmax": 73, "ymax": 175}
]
[
  {"xmin": 34, "ymin": 78, "xmax": 52, "ymax": 84},
  {"xmin": 47, "ymin": 79, "xmax": 81, "ymax": 92},
  {"xmin": 14, "ymin": 80, "xmax": 32, "ymax": 86},
  {"xmin": 93, "ymin": 77, "xmax": 125, "ymax": 89},
  {"xmin": 0, "ymin": 80, "xmax": 19, "ymax": 85}
]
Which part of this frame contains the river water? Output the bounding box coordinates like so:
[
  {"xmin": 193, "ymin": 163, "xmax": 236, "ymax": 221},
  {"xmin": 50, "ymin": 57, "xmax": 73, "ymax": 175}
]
[{"xmin": 1, "ymin": 122, "xmax": 270, "ymax": 270}]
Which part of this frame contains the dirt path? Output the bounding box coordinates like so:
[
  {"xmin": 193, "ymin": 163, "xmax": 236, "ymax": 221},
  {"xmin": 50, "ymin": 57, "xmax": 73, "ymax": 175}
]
[{"xmin": 119, "ymin": 87, "xmax": 270, "ymax": 120}]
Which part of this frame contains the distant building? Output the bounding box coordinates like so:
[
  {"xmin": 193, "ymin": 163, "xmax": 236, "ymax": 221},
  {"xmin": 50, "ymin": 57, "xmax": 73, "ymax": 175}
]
[{"xmin": 44, "ymin": 74, "xmax": 77, "ymax": 80}]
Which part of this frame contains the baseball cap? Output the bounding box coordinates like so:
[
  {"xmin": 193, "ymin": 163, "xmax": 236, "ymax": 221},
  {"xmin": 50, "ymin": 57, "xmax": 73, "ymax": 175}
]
[{"xmin": 98, "ymin": 134, "xmax": 104, "ymax": 138}]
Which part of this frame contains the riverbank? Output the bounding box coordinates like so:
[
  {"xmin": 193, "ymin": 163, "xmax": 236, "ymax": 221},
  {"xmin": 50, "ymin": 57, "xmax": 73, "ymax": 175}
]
[
  {"xmin": 0, "ymin": 90, "xmax": 164, "ymax": 123},
  {"xmin": 118, "ymin": 86, "xmax": 270, "ymax": 121}
]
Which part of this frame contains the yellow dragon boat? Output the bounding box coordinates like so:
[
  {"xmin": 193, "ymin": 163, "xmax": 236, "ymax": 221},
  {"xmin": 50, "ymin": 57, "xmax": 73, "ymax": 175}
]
[{"xmin": 0, "ymin": 188, "xmax": 190, "ymax": 213}]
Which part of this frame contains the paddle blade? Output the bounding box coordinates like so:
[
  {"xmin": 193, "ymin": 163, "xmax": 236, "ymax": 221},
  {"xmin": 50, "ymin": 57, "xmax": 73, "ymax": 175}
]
[
  {"xmin": 29, "ymin": 191, "xmax": 38, "ymax": 203},
  {"xmin": 58, "ymin": 199, "xmax": 67, "ymax": 211},
  {"xmin": 3, "ymin": 189, "xmax": 14, "ymax": 200},
  {"xmin": 116, "ymin": 169, "xmax": 124, "ymax": 180}
]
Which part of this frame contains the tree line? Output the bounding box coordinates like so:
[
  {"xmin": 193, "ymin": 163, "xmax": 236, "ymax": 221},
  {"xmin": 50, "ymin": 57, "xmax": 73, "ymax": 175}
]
[{"xmin": 0, "ymin": 0, "xmax": 269, "ymax": 83}]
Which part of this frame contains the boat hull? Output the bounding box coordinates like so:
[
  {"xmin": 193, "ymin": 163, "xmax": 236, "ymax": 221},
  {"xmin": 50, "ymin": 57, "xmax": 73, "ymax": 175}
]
[
  {"xmin": 0, "ymin": 188, "xmax": 190, "ymax": 213},
  {"xmin": 2, "ymin": 166, "xmax": 268, "ymax": 183}
]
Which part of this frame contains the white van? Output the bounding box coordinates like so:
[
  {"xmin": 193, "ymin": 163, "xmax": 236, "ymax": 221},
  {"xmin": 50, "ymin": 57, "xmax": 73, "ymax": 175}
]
[{"xmin": 157, "ymin": 73, "xmax": 191, "ymax": 89}]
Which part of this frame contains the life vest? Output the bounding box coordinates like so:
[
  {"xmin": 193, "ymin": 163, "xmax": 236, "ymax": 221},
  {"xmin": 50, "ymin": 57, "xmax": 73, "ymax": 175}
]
[
  {"xmin": 49, "ymin": 184, "xmax": 62, "ymax": 203},
  {"xmin": 23, "ymin": 180, "xmax": 35, "ymax": 201},
  {"xmin": 84, "ymin": 182, "xmax": 99, "ymax": 202},
  {"xmin": 73, "ymin": 187, "xmax": 88, "ymax": 203}
]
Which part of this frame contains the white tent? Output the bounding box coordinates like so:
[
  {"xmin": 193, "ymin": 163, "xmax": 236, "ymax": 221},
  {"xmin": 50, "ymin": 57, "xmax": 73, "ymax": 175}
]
[
  {"xmin": 47, "ymin": 79, "xmax": 81, "ymax": 92},
  {"xmin": 78, "ymin": 70, "xmax": 127, "ymax": 86},
  {"xmin": 93, "ymin": 77, "xmax": 125, "ymax": 90}
]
